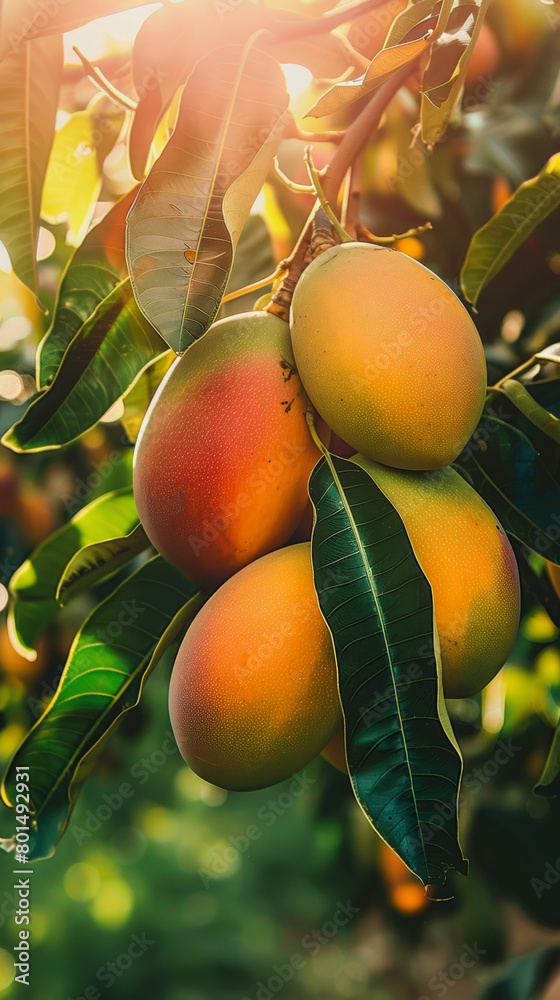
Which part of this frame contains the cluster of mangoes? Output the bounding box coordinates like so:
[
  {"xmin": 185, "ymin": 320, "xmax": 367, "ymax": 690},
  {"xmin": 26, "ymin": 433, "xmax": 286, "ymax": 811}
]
[{"xmin": 133, "ymin": 243, "xmax": 521, "ymax": 791}]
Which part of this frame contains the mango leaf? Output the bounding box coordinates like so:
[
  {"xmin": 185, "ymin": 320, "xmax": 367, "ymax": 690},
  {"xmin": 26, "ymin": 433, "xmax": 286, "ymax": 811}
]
[
  {"xmin": 420, "ymin": 0, "xmax": 491, "ymax": 145},
  {"xmin": 8, "ymin": 488, "xmax": 140, "ymax": 659},
  {"xmin": 0, "ymin": 36, "xmax": 62, "ymax": 297},
  {"xmin": 309, "ymin": 452, "xmax": 467, "ymax": 886},
  {"xmin": 0, "ymin": 0, "xmax": 156, "ymax": 58},
  {"xmin": 455, "ymin": 397, "xmax": 560, "ymax": 564},
  {"xmin": 461, "ymin": 153, "xmax": 560, "ymax": 307},
  {"xmin": 119, "ymin": 350, "xmax": 174, "ymax": 444},
  {"xmin": 306, "ymin": 33, "xmax": 432, "ymax": 118},
  {"xmin": 128, "ymin": 2, "xmax": 269, "ymax": 180},
  {"xmin": 56, "ymin": 523, "xmax": 150, "ymax": 606},
  {"xmin": 41, "ymin": 94, "xmax": 125, "ymax": 246},
  {"xmin": 478, "ymin": 948, "xmax": 560, "ymax": 1000},
  {"xmin": 37, "ymin": 187, "xmax": 139, "ymax": 388},
  {"xmin": 126, "ymin": 45, "xmax": 289, "ymax": 354},
  {"xmin": 384, "ymin": 0, "xmax": 440, "ymax": 47},
  {"xmin": 535, "ymin": 722, "xmax": 560, "ymax": 797},
  {"xmin": 2, "ymin": 281, "xmax": 165, "ymax": 452},
  {"xmin": 0, "ymin": 556, "xmax": 203, "ymax": 861}
]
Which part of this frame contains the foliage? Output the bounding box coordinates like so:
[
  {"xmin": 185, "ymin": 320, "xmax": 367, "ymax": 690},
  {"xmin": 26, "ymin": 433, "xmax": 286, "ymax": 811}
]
[{"xmin": 0, "ymin": 0, "xmax": 559, "ymax": 938}]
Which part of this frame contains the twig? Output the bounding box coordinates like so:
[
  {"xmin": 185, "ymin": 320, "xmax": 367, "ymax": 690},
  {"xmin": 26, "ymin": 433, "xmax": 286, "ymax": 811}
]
[
  {"xmin": 73, "ymin": 47, "xmax": 137, "ymax": 111},
  {"xmin": 356, "ymin": 221, "xmax": 433, "ymax": 245},
  {"xmin": 284, "ymin": 110, "xmax": 344, "ymax": 145},
  {"xmin": 322, "ymin": 60, "xmax": 419, "ymax": 206},
  {"xmin": 222, "ymin": 268, "xmax": 285, "ymax": 304},
  {"xmin": 273, "ymin": 158, "xmax": 315, "ymax": 194},
  {"xmin": 277, "ymin": 0, "xmax": 397, "ymax": 42},
  {"xmin": 304, "ymin": 146, "xmax": 352, "ymax": 243}
]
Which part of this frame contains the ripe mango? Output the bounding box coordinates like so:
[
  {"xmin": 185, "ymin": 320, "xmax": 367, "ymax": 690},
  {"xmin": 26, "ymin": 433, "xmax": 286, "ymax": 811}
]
[
  {"xmin": 133, "ymin": 312, "xmax": 320, "ymax": 589},
  {"xmin": 290, "ymin": 243, "xmax": 487, "ymax": 471},
  {"xmin": 358, "ymin": 458, "xmax": 520, "ymax": 698},
  {"xmin": 168, "ymin": 543, "xmax": 341, "ymax": 791}
]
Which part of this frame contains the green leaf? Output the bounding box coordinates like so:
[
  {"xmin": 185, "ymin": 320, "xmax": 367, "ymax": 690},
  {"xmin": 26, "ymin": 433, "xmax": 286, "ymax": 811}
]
[
  {"xmin": 535, "ymin": 721, "xmax": 560, "ymax": 797},
  {"xmin": 119, "ymin": 350, "xmax": 174, "ymax": 444},
  {"xmin": 0, "ymin": 36, "xmax": 62, "ymax": 297},
  {"xmin": 2, "ymin": 280, "xmax": 166, "ymax": 452},
  {"xmin": 461, "ymin": 153, "xmax": 560, "ymax": 306},
  {"xmin": 57, "ymin": 523, "xmax": 150, "ymax": 606},
  {"xmin": 41, "ymin": 94, "xmax": 125, "ymax": 246},
  {"xmin": 0, "ymin": 0, "xmax": 156, "ymax": 58},
  {"xmin": 37, "ymin": 187, "xmax": 139, "ymax": 388},
  {"xmin": 8, "ymin": 488, "xmax": 139, "ymax": 659},
  {"xmin": 0, "ymin": 556, "xmax": 203, "ymax": 861},
  {"xmin": 455, "ymin": 395, "xmax": 560, "ymax": 563},
  {"xmin": 478, "ymin": 948, "xmax": 560, "ymax": 1000},
  {"xmin": 2, "ymin": 189, "xmax": 168, "ymax": 452},
  {"xmin": 126, "ymin": 45, "xmax": 289, "ymax": 353},
  {"xmin": 309, "ymin": 452, "xmax": 467, "ymax": 887}
]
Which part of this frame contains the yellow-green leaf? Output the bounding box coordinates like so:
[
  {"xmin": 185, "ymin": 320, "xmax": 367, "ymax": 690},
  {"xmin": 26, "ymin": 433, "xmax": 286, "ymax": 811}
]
[
  {"xmin": 41, "ymin": 94, "xmax": 125, "ymax": 246},
  {"xmin": 420, "ymin": 0, "xmax": 491, "ymax": 145},
  {"xmin": 460, "ymin": 153, "xmax": 560, "ymax": 306},
  {"xmin": 306, "ymin": 34, "xmax": 432, "ymax": 118},
  {"xmin": 0, "ymin": 36, "xmax": 62, "ymax": 297}
]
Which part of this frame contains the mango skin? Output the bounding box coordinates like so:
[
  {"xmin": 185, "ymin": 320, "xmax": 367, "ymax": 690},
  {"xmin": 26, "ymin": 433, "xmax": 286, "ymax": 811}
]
[
  {"xmin": 290, "ymin": 243, "xmax": 487, "ymax": 471},
  {"xmin": 359, "ymin": 458, "xmax": 520, "ymax": 698},
  {"xmin": 168, "ymin": 543, "xmax": 342, "ymax": 791},
  {"xmin": 133, "ymin": 312, "xmax": 320, "ymax": 589}
]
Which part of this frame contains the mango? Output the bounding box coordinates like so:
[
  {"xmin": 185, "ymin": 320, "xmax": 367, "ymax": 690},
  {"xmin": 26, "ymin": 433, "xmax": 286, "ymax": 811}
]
[
  {"xmin": 133, "ymin": 312, "xmax": 320, "ymax": 589},
  {"xmin": 360, "ymin": 458, "xmax": 520, "ymax": 698},
  {"xmin": 290, "ymin": 243, "xmax": 487, "ymax": 471},
  {"xmin": 168, "ymin": 543, "xmax": 341, "ymax": 791}
]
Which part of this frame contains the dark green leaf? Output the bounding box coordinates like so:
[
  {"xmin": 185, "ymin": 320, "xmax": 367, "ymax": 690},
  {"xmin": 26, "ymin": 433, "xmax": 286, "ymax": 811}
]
[
  {"xmin": 8, "ymin": 488, "xmax": 139, "ymax": 658},
  {"xmin": 2, "ymin": 282, "xmax": 166, "ymax": 452},
  {"xmin": 0, "ymin": 556, "xmax": 203, "ymax": 861},
  {"xmin": 478, "ymin": 947, "xmax": 560, "ymax": 1000},
  {"xmin": 535, "ymin": 723, "xmax": 560, "ymax": 797},
  {"xmin": 126, "ymin": 45, "xmax": 289, "ymax": 353},
  {"xmin": 37, "ymin": 187, "xmax": 139, "ymax": 388},
  {"xmin": 455, "ymin": 393, "xmax": 560, "ymax": 563},
  {"xmin": 309, "ymin": 452, "xmax": 467, "ymax": 887}
]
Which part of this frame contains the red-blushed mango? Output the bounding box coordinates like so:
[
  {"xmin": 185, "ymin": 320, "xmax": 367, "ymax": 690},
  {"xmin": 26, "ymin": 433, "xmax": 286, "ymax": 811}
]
[
  {"xmin": 357, "ymin": 457, "xmax": 520, "ymax": 698},
  {"xmin": 169, "ymin": 543, "xmax": 341, "ymax": 791},
  {"xmin": 133, "ymin": 312, "xmax": 320, "ymax": 589},
  {"xmin": 465, "ymin": 21, "xmax": 501, "ymax": 90},
  {"xmin": 290, "ymin": 243, "xmax": 487, "ymax": 471}
]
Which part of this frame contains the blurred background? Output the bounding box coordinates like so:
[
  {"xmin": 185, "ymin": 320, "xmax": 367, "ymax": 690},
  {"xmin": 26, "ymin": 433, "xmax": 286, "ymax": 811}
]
[{"xmin": 2, "ymin": 0, "xmax": 560, "ymax": 997}]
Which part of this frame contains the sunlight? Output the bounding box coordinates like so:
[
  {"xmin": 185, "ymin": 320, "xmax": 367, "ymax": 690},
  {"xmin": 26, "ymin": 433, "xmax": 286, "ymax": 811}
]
[{"xmin": 281, "ymin": 63, "xmax": 313, "ymax": 102}]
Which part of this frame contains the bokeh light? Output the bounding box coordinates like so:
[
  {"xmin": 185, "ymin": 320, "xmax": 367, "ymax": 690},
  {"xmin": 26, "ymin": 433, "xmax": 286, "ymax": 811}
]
[{"xmin": 64, "ymin": 862, "xmax": 101, "ymax": 902}]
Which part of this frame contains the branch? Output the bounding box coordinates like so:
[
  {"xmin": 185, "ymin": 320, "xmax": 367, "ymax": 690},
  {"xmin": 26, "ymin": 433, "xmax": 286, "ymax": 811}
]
[
  {"xmin": 276, "ymin": 0, "xmax": 396, "ymax": 42},
  {"xmin": 322, "ymin": 60, "xmax": 419, "ymax": 205}
]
